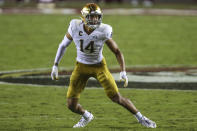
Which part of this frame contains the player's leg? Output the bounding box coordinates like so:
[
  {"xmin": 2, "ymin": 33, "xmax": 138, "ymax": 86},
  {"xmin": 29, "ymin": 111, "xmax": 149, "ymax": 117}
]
[
  {"xmin": 66, "ymin": 73, "xmax": 88, "ymax": 115},
  {"xmin": 66, "ymin": 62, "xmax": 94, "ymax": 128},
  {"xmin": 96, "ymin": 68, "xmax": 138, "ymax": 114},
  {"xmin": 66, "ymin": 62, "xmax": 89, "ymax": 113},
  {"xmin": 67, "ymin": 98, "xmax": 85, "ymax": 115},
  {"xmin": 109, "ymin": 92, "xmax": 148, "ymax": 125},
  {"xmin": 97, "ymin": 71, "xmax": 156, "ymax": 128},
  {"xmin": 96, "ymin": 60, "xmax": 156, "ymax": 128},
  {"xmin": 67, "ymin": 97, "xmax": 94, "ymax": 128},
  {"xmin": 110, "ymin": 92, "xmax": 138, "ymax": 114}
]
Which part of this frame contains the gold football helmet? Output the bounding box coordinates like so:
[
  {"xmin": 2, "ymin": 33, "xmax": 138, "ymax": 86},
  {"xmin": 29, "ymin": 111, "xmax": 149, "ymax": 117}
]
[{"xmin": 81, "ymin": 3, "xmax": 103, "ymax": 29}]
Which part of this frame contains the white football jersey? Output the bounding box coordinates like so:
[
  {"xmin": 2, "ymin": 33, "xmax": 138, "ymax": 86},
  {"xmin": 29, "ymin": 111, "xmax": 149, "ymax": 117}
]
[{"xmin": 68, "ymin": 19, "xmax": 112, "ymax": 64}]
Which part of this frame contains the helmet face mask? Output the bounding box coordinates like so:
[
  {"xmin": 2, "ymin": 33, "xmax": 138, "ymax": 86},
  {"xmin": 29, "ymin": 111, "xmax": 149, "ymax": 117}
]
[{"xmin": 81, "ymin": 3, "xmax": 103, "ymax": 29}]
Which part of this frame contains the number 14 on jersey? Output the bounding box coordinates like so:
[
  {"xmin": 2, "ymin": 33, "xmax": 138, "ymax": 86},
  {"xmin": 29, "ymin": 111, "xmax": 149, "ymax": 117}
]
[{"xmin": 80, "ymin": 39, "xmax": 95, "ymax": 53}]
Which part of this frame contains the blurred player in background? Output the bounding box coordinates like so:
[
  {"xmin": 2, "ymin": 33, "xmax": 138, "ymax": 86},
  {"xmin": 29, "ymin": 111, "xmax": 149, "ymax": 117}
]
[
  {"xmin": 131, "ymin": 0, "xmax": 154, "ymax": 7},
  {"xmin": 51, "ymin": 3, "xmax": 156, "ymax": 128}
]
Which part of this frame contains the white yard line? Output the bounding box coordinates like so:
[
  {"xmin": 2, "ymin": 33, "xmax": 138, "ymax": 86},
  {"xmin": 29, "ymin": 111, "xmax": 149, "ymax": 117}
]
[
  {"xmin": 0, "ymin": 68, "xmax": 50, "ymax": 74},
  {"xmin": 112, "ymin": 73, "xmax": 197, "ymax": 83},
  {"xmin": 103, "ymin": 8, "xmax": 197, "ymax": 16},
  {"xmin": 0, "ymin": 8, "xmax": 197, "ymax": 16},
  {"xmin": 0, "ymin": 81, "xmax": 65, "ymax": 88},
  {"xmin": 0, "ymin": 67, "xmax": 71, "ymax": 74},
  {"xmin": 0, "ymin": 81, "xmax": 197, "ymax": 92},
  {"xmin": 0, "ymin": 68, "xmax": 197, "ymax": 90},
  {"xmin": 1, "ymin": 71, "xmax": 197, "ymax": 83}
]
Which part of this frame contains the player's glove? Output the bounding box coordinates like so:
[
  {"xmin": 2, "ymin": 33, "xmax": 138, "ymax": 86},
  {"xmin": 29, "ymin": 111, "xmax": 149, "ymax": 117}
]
[
  {"xmin": 51, "ymin": 65, "xmax": 58, "ymax": 80},
  {"xmin": 120, "ymin": 71, "xmax": 128, "ymax": 87}
]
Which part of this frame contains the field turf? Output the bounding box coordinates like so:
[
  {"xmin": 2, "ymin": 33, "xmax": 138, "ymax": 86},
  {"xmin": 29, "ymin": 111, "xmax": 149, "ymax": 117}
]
[
  {"xmin": 0, "ymin": 15, "xmax": 197, "ymax": 71},
  {"xmin": 0, "ymin": 84, "xmax": 197, "ymax": 131},
  {"xmin": 0, "ymin": 14, "xmax": 197, "ymax": 130}
]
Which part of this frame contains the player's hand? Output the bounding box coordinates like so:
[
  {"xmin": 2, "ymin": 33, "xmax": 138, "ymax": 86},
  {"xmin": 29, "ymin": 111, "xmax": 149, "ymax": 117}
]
[
  {"xmin": 51, "ymin": 65, "xmax": 58, "ymax": 80},
  {"xmin": 120, "ymin": 71, "xmax": 128, "ymax": 87}
]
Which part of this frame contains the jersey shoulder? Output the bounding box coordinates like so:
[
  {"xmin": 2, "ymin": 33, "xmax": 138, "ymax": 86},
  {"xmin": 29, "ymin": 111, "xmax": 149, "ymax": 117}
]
[
  {"xmin": 98, "ymin": 23, "xmax": 113, "ymax": 40},
  {"xmin": 68, "ymin": 19, "xmax": 82, "ymax": 36},
  {"xmin": 69, "ymin": 19, "xmax": 82, "ymax": 28},
  {"xmin": 99, "ymin": 23, "xmax": 112, "ymax": 33}
]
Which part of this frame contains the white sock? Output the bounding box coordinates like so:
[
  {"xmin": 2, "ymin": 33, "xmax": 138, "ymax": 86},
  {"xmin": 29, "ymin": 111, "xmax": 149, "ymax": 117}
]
[
  {"xmin": 83, "ymin": 110, "xmax": 91, "ymax": 119},
  {"xmin": 134, "ymin": 112, "xmax": 143, "ymax": 121}
]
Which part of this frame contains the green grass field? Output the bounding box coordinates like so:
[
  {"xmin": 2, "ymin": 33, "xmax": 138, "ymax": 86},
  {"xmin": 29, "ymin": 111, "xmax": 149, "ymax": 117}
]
[
  {"xmin": 0, "ymin": 14, "xmax": 197, "ymax": 130},
  {"xmin": 1, "ymin": 84, "xmax": 197, "ymax": 131},
  {"xmin": 0, "ymin": 14, "xmax": 197, "ymax": 71}
]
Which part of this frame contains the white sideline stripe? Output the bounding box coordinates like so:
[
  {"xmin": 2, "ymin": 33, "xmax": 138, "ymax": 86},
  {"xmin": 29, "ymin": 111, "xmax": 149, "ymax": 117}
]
[
  {"xmin": 1, "ymin": 81, "xmax": 197, "ymax": 92},
  {"xmin": 1, "ymin": 72, "xmax": 197, "ymax": 83},
  {"xmin": 0, "ymin": 67, "xmax": 74, "ymax": 74},
  {"xmin": 0, "ymin": 64, "xmax": 196, "ymax": 73},
  {"xmin": 113, "ymin": 73, "xmax": 197, "ymax": 83},
  {"xmin": 0, "ymin": 68, "xmax": 50, "ymax": 74},
  {"xmin": 103, "ymin": 8, "xmax": 197, "ymax": 16},
  {"xmin": 28, "ymin": 8, "xmax": 197, "ymax": 16},
  {"xmin": 0, "ymin": 81, "xmax": 65, "ymax": 88},
  {"xmin": 40, "ymin": 8, "xmax": 78, "ymax": 14},
  {"xmin": 1, "ymin": 8, "xmax": 197, "ymax": 16},
  {"xmin": 8, "ymin": 74, "xmax": 197, "ymax": 83}
]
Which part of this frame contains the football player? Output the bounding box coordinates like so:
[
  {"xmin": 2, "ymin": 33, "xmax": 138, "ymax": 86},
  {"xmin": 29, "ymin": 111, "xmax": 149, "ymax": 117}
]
[{"xmin": 51, "ymin": 3, "xmax": 156, "ymax": 128}]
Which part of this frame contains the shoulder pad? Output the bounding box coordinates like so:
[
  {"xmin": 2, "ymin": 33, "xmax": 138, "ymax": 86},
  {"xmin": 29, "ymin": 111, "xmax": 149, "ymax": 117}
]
[
  {"xmin": 100, "ymin": 23, "xmax": 112, "ymax": 33},
  {"xmin": 70, "ymin": 19, "xmax": 82, "ymax": 27}
]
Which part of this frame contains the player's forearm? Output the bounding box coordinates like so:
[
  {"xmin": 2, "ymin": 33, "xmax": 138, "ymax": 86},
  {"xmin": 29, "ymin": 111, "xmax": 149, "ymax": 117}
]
[
  {"xmin": 105, "ymin": 39, "xmax": 126, "ymax": 71},
  {"xmin": 115, "ymin": 50, "xmax": 126, "ymax": 72},
  {"xmin": 54, "ymin": 44, "xmax": 66, "ymax": 66},
  {"xmin": 54, "ymin": 36, "xmax": 72, "ymax": 66}
]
